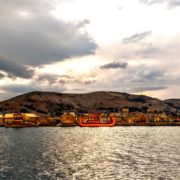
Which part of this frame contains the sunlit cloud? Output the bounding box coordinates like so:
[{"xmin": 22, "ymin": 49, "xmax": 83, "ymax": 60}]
[{"xmin": 140, "ymin": 0, "xmax": 180, "ymax": 9}]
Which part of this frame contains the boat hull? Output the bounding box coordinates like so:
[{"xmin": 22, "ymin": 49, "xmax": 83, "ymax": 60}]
[
  {"xmin": 60, "ymin": 112, "xmax": 77, "ymax": 127},
  {"xmin": 79, "ymin": 115, "xmax": 116, "ymax": 127},
  {"xmin": 4, "ymin": 121, "xmax": 23, "ymax": 128}
]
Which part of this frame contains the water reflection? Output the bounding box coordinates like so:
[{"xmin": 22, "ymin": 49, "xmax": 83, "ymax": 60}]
[{"xmin": 0, "ymin": 127, "xmax": 180, "ymax": 179}]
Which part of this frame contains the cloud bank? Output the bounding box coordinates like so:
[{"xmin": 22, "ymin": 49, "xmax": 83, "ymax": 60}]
[
  {"xmin": 0, "ymin": 0, "xmax": 180, "ymax": 100},
  {"xmin": 0, "ymin": 0, "xmax": 97, "ymax": 67},
  {"xmin": 140, "ymin": 0, "xmax": 180, "ymax": 8},
  {"xmin": 0, "ymin": 54, "xmax": 34, "ymax": 78}
]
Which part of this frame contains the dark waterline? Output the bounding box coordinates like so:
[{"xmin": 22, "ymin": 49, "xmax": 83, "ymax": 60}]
[{"xmin": 0, "ymin": 127, "xmax": 180, "ymax": 179}]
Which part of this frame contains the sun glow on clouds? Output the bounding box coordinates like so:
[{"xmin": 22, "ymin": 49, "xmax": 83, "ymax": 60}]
[
  {"xmin": 16, "ymin": 10, "xmax": 34, "ymax": 19},
  {"xmin": 0, "ymin": 76, "xmax": 31, "ymax": 94},
  {"xmin": 134, "ymin": 91, "xmax": 154, "ymax": 97},
  {"xmin": 51, "ymin": 0, "xmax": 125, "ymax": 45},
  {"xmin": 51, "ymin": 0, "xmax": 180, "ymax": 45},
  {"xmin": 138, "ymin": 86, "xmax": 180, "ymax": 100},
  {"xmin": 17, "ymin": 10, "xmax": 30, "ymax": 16},
  {"xmin": 38, "ymin": 56, "xmax": 102, "ymax": 75}
]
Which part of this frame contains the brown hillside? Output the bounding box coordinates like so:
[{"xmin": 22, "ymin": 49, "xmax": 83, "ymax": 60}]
[
  {"xmin": 164, "ymin": 99, "xmax": 180, "ymax": 110},
  {"xmin": 0, "ymin": 91, "xmax": 179, "ymax": 116}
]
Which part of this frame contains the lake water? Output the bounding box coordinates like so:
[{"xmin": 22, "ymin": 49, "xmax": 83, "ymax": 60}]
[{"xmin": 0, "ymin": 127, "xmax": 180, "ymax": 180}]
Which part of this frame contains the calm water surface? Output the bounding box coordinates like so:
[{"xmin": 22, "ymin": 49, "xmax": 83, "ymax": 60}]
[{"xmin": 0, "ymin": 127, "xmax": 180, "ymax": 180}]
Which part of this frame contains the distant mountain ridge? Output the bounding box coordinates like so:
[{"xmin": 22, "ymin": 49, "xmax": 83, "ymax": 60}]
[{"xmin": 0, "ymin": 91, "xmax": 179, "ymax": 116}]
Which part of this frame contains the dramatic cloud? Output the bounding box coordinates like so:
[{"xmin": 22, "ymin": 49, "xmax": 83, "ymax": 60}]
[
  {"xmin": 37, "ymin": 74, "xmax": 59, "ymax": 85},
  {"xmin": 100, "ymin": 61, "xmax": 128, "ymax": 69},
  {"xmin": 105, "ymin": 33, "xmax": 180, "ymax": 63},
  {"xmin": 168, "ymin": 0, "xmax": 180, "ymax": 8},
  {"xmin": 35, "ymin": 72, "xmax": 97, "ymax": 88},
  {"xmin": 0, "ymin": 82, "xmax": 67, "ymax": 101},
  {"xmin": 95, "ymin": 62, "xmax": 171, "ymax": 95},
  {"xmin": 0, "ymin": 54, "xmax": 34, "ymax": 78},
  {"xmin": 122, "ymin": 31, "xmax": 152, "ymax": 44},
  {"xmin": 83, "ymin": 79, "xmax": 97, "ymax": 85},
  {"xmin": 1, "ymin": 83, "xmax": 66, "ymax": 95},
  {"xmin": 131, "ymin": 86, "xmax": 168, "ymax": 93},
  {"xmin": 0, "ymin": 0, "xmax": 97, "ymax": 66},
  {"xmin": 133, "ymin": 68, "xmax": 165, "ymax": 82},
  {"xmin": 0, "ymin": 0, "xmax": 179, "ymax": 100},
  {"xmin": 0, "ymin": 72, "xmax": 5, "ymax": 80},
  {"xmin": 37, "ymin": 73, "xmax": 74, "ymax": 86},
  {"xmin": 0, "ymin": 0, "xmax": 52, "ymax": 13},
  {"xmin": 140, "ymin": 0, "xmax": 180, "ymax": 8},
  {"xmin": 1, "ymin": 84, "xmax": 37, "ymax": 94},
  {"xmin": 133, "ymin": 38, "xmax": 180, "ymax": 61}
]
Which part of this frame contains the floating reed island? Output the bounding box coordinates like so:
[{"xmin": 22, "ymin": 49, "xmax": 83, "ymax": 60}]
[{"xmin": 0, "ymin": 108, "xmax": 180, "ymax": 128}]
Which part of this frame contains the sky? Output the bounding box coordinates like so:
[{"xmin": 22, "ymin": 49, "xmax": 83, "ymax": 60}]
[{"xmin": 0, "ymin": 0, "xmax": 180, "ymax": 100}]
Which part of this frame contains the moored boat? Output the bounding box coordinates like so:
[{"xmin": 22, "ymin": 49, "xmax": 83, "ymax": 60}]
[
  {"xmin": 21, "ymin": 113, "xmax": 40, "ymax": 127},
  {"xmin": 0, "ymin": 114, "xmax": 4, "ymax": 126},
  {"xmin": 60, "ymin": 112, "xmax": 76, "ymax": 126},
  {"xmin": 4, "ymin": 113, "xmax": 24, "ymax": 128},
  {"xmin": 79, "ymin": 113, "xmax": 116, "ymax": 127}
]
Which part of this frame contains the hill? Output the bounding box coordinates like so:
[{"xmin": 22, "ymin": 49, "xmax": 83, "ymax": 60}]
[
  {"xmin": 164, "ymin": 99, "xmax": 180, "ymax": 111},
  {"xmin": 0, "ymin": 91, "xmax": 179, "ymax": 116}
]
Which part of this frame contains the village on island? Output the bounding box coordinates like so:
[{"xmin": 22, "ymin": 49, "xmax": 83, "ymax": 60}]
[{"xmin": 0, "ymin": 107, "xmax": 180, "ymax": 128}]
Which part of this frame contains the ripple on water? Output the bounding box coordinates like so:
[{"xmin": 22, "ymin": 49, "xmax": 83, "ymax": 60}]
[{"xmin": 0, "ymin": 127, "xmax": 180, "ymax": 179}]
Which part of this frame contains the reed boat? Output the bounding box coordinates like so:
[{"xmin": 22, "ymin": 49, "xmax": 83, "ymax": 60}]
[
  {"xmin": 0, "ymin": 114, "xmax": 4, "ymax": 126},
  {"xmin": 21, "ymin": 113, "xmax": 40, "ymax": 127},
  {"xmin": 4, "ymin": 113, "xmax": 24, "ymax": 128},
  {"xmin": 79, "ymin": 113, "xmax": 116, "ymax": 127},
  {"xmin": 60, "ymin": 112, "xmax": 76, "ymax": 126}
]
